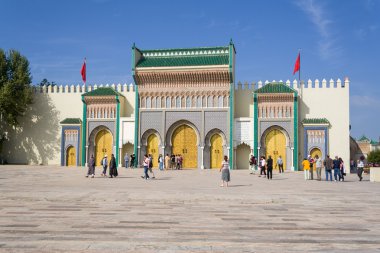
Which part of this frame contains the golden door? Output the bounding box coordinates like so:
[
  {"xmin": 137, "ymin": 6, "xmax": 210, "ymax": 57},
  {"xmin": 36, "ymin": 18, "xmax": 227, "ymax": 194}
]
[
  {"xmin": 147, "ymin": 134, "xmax": 159, "ymax": 168},
  {"xmin": 210, "ymin": 134, "xmax": 223, "ymax": 169},
  {"xmin": 172, "ymin": 125, "xmax": 197, "ymax": 169},
  {"xmin": 265, "ymin": 129, "xmax": 286, "ymax": 170},
  {"xmin": 67, "ymin": 146, "xmax": 76, "ymax": 166},
  {"xmin": 310, "ymin": 148, "xmax": 322, "ymax": 171},
  {"xmin": 95, "ymin": 129, "xmax": 113, "ymax": 166}
]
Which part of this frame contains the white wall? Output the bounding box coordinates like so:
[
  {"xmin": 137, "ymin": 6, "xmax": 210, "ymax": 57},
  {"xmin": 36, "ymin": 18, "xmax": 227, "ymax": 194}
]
[
  {"xmin": 298, "ymin": 79, "xmax": 350, "ymax": 172},
  {"xmin": 3, "ymin": 84, "xmax": 136, "ymax": 165}
]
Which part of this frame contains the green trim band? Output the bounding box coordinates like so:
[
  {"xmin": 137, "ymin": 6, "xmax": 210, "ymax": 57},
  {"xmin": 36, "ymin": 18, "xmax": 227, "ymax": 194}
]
[
  {"xmin": 116, "ymin": 96, "xmax": 120, "ymax": 168},
  {"xmin": 293, "ymin": 94, "xmax": 299, "ymax": 171},
  {"xmin": 253, "ymin": 93, "xmax": 258, "ymax": 158},
  {"xmin": 228, "ymin": 41, "xmax": 234, "ymax": 169},
  {"xmin": 81, "ymin": 96, "xmax": 87, "ymax": 166}
]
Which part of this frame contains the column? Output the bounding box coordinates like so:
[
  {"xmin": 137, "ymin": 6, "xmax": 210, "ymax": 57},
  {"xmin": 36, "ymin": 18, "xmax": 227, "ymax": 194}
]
[
  {"xmin": 85, "ymin": 145, "xmax": 89, "ymax": 167},
  {"xmin": 118, "ymin": 147, "xmax": 122, "ymax": 167},
  {"xmin": 233, "ymin": 148, "xmax": 237, "ymax": 170},
  {"xmin": 291, "ymin": 147, "xmax": 294, "ymax": 171},
  {"xmin": 201, "ymin": 146, "xmax": 204, "ymax": 169},
  {"xmin": 137, "ymin": 146, "xmax": 141, "ymax": 168}
]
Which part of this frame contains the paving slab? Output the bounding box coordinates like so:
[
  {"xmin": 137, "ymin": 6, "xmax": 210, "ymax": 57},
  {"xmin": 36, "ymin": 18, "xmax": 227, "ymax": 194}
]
[{"xmin": 0, "ymin": 165, "xmax": 379, "ymax": 252}]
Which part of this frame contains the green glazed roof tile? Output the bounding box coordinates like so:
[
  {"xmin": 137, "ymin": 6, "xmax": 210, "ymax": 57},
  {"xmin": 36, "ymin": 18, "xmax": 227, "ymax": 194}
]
[
  {"xmin": 60, "ymin": 118, "xmax": 82, "ymax": 124},
  {"xmin": 255, "ymin": 82, "xmax": 296, "ymax": 94},
  {"xmin": 82, "ymin": 87, "xmax": 124, "ymax": 97},
  {"xmin": 302, "ymin": 118, "xmax": 330, "ymax": 124},
  {"xmin": 136, "ymin": 46, "xmax": 230, "ymax": 68},
  {"xmin": 357, "ymin": 135, "xmax": 370, "ymax": 142}
]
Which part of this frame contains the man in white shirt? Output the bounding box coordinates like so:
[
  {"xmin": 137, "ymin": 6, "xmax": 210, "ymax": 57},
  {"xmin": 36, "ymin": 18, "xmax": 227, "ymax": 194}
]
[{"xmin": 277, "ymin": 156, "xmax": 284, "ymax": 173}]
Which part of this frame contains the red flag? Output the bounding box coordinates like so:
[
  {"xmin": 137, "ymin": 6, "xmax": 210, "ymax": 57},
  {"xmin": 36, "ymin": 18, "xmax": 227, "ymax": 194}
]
[
  {"xmin": 81, "ymin": 59, "xmax": 86, "ymax": 83},
  {"xmin": 293, "ymin": 53, "xmax": 300, "ymax": 75}
]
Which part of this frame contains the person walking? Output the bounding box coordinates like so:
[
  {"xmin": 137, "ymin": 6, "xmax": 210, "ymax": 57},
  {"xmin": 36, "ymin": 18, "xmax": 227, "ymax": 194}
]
[
  {"xmin": 277, "ymin": 155, "xmax": 284, "ymax": 173},
  {"xmin": 249, "ymin": 155, "xmax": 257, "ymax": 174},
  {"xmin": 86, "ymin": 154, "xmax": 96, "ymax": 178},
  {"xmin": 171, "ymin": 154, "xmax": 176, "ymax": 170},
  {"xmin": 339, "ymin": 157, "xmax": 345, "ymax": 181},
  {"xmin": 357, "ymin": 156, "xmax": 365, "ymax": 181},
  {"xmin": 315, "ymin": 155, "xmax": 322, "ymax": 181},
  {"xmin": 267, "ymin": 155, "xmax": 273, "ymax": 180},
  {"xmin": 101, "ymin": 154, "xmax": 108, "ymax": 177},
  {"xmin": 109, "ymin": 154, "xmax": 117, "ymax": 178},
  {"xmin": 179, "ymin": 154, "xmax": 183, "ymax": 169},
  {"xmin": 124, "ymin": 153, "xmax": 129, "ymax": 168},
  {"xmin": 148, "ymin": 154, "xmax": 155, "ymax": 178},
  {"xmin": 302, "ymin": 158, "xmax": 310, "ymax": 180},
  {"xmin": 332, "ymin": 156, "xmax": 340, "ymax": 182},
  {"xmin": 165, "ymin": 154, "xmax": 170, "ymax": 170},
  {"xmin": 308, "ymin": 155, "xmax": 314, "ymax": 180},
  {"xmin": 324, "ymin": 155, "xmax": 333, "ymax": 181},
  {"xmin": 141, "ymin": 154, "xmax": 150, "ymax": 180},
  {"xmin": 130, "ymin": 154, "xmax": 135, "ymax": 169},
  {"xmin": 220, "ymin": 155, "xmax": 230, "ymax": 187},
  {"xmin": 158, "ymin": 154, "xmax": 164, "ymax": 171},
  {"xmin": 259, "ymin": 156, "xmax": 266, "ymax": 177}
]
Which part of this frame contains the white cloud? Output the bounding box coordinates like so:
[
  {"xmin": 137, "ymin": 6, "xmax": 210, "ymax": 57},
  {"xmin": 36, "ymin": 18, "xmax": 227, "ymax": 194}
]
[
  {"xmin": 351, "ymin": 95, "xmax": 380, "ymax": 107},
  {"xmin": 295, "ymin": 0, "xmax": 343, "ymax": 61}
]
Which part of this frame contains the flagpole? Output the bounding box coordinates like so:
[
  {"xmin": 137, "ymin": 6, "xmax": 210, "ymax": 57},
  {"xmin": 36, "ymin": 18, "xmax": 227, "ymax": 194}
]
[
  {"xmin": 84, "ymin": 57, "xmax": 86, "ymax": 87},
  {"xmin": 298, "ymin": 49, "xmax": 301, "ymax": 84}
]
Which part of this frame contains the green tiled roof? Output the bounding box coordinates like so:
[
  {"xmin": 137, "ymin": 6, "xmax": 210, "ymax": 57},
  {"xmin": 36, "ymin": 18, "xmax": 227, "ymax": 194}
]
[
  {"xmin": 370, "ymin": 140, "xmax": 379, "ymax": 145},
  {"xmin": 60, "ymin": 118, "xmax": 82, "ymax": 124},
  {"xmin": 358, "ymin": 135, "xmax": 370, "ymax": 142},
  {"xmin": 302, "ymin": 118, "xmax": 330, "ymax": 124},
  {"xmin": 82, "ymin": 87, "xmax": 124, "ymax": 97},
  {"xmin": 255, "ymin": 82, "xmax": 296, "ymax": 94},
  {"xmin": 136, "ymin": 46, "xmax": 229, "ymax": 68}
]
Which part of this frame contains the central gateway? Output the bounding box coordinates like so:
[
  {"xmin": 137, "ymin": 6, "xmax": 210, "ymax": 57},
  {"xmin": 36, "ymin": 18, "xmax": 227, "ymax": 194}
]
[
  {"xmin": 172, "ymin": 125, "xmax": 197, "ymax": 168},
  {"xmin": 132, "ymin": 42, "xmax": 235, "ymax": 169}
]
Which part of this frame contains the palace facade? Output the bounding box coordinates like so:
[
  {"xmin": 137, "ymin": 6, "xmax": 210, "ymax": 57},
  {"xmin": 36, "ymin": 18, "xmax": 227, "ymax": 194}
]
[{"xmin": 3, "ymin": 41, "xmax": 351, "ymax": 172}]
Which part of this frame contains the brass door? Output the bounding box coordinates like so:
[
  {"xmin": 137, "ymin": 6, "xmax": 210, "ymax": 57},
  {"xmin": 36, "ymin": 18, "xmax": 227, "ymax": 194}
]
[
  {"xmin": 210, "ymin": 134, "xmax": 223, "ymax": 169},
  {"xmin": 66, "ymin": 146, "xmax": 76, "ymax": 166},
  {"xmin": 265, "ymin": 129, "xmax": 286, "ymax": 170},
  {"xmin": 147, "ymin": 134, "xmax": 159, "ymax": 168},
  {"xmin": 95, "ymin": 129, "xmax": 113, "ymax": 166},
  {"xmin": 172, "ymin": 125, "xmax": 197, "ymax": 169}
]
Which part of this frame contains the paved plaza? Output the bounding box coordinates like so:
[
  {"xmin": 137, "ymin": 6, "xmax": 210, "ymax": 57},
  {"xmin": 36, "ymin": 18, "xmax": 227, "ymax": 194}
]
[{"xmin": 0, "ymin": 165, "xmax": 379, "ymax": 253}]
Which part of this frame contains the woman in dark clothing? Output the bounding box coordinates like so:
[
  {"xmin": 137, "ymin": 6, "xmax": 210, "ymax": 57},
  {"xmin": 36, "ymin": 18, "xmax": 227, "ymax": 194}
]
[
  {"xmin": 267, "ymin": 155, "xmax": 273, "ymax": 180},
  {"xmin": 109, "ymin": 154, "xmax": 118, "ymax": 178}
]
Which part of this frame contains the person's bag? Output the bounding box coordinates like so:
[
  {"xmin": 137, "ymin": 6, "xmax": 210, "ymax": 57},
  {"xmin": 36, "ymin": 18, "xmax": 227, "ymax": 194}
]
[{"xmin": 100, "ymin": 159, "xmax": 103, "ymax": 166}]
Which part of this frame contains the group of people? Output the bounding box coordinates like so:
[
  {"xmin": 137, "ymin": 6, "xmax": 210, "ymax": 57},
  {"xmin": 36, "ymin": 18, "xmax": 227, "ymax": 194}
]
[
  {"xmin": 87, "ymin": 152, "xmax": 366, "ymax": 183},
  {"xmin": 249, "ymin": 155, "xmax": 284, "ymax": 180},
  {"xmin": 86, "ymin": 154, "xmax": 118, "ymax": 178},
  {"xmin": 164, "ymin": 154, "xmax": 183, "ymax": 170},
  {"xmin": 123, "ymin": 153, "xmax": 136, "ymax": 169},
  {"xmin": 303, "ymin": 154, "xmax": 365, "ymax": 182}
]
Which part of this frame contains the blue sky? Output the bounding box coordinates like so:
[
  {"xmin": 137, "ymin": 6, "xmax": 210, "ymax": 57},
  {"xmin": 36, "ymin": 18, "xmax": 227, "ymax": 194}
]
[{"xmin": 1, "ymin": 0, "xmax": 379, "ymax": 140}]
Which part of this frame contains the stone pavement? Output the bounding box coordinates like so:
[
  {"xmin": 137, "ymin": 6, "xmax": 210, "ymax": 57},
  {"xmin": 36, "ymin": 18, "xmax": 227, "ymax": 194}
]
[{"xmin": 0, "ymin": 165, "xmax": 379, "ymax": 253}]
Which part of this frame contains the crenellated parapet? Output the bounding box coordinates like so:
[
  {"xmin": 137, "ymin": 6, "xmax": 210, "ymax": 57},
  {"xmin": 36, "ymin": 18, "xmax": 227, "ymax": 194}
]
[
  {"xmin": 235, "ymin": 78, "xmax": 350, "ymax": 91},
  {"xmin": 32, "ymin": 83, "xmax": 136, "ymax": 94}
]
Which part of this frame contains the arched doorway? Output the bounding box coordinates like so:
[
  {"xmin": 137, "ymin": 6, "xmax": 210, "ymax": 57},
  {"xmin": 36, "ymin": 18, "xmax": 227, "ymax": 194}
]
[
  {"xmin": 172, "ymin": 125, "xmax": 197, "ymax": 169},
  {"xmin": 147, "ymin": 134, "xmax": 159, "ymax": 168},
  {"xmin": 95, "ymin": 129, "xmax": 113, "ymax": 166},
  {"xmin": 310, "ymin": 148, "xmax": 322, "ymax": 171},
  {"xmin": 236, "ymin": 143, "xmax": 251, "ymax": 170},
  {"xmin": 66, "ymin": 146, "xmax": 76, "ymax": 166},
  {"xmin": 265, "ymin": 129, "xmax": 286, "ymax": 171},
  {"xmin": 210, "ymin": 134, "xmax": 223, "ymax": 169}
]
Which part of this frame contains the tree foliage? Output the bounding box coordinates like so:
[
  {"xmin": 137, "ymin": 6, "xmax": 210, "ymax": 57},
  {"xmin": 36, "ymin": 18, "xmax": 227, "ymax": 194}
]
[
  {"xmin": 0, "ymin": 49, "xmax": 33, "ymax": 127},
  {"xmin": 39, "ymin": 78, "xmax": 56, "ymax": 87},
  {"xmin": 367, "ymin": 150, "xmax": 380, "ymax": 165}
]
